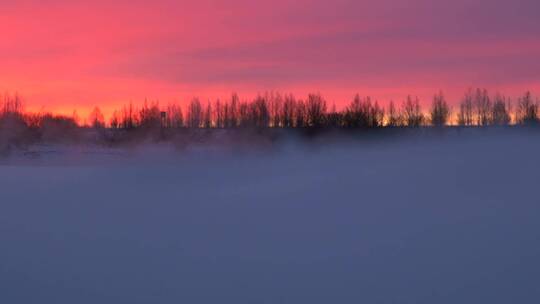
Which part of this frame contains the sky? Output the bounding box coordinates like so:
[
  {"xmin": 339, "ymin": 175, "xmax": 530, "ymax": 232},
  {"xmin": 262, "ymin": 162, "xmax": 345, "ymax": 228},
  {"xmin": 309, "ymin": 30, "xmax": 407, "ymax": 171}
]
[{"xmin": 1, "ymin": 0, "xmax": 539, "ymax": 118}]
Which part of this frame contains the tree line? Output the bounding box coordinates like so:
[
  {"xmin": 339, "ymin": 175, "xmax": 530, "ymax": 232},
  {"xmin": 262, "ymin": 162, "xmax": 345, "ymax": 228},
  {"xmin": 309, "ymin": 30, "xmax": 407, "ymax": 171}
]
[{"xmin": 2, "ymin": 89, "xmax": 539, "ymax": 133}]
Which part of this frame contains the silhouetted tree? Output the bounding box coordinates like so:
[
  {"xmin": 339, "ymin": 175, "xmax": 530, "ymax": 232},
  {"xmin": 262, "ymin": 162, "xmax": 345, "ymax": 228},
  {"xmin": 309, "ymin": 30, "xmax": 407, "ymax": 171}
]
[
  {"xmin": 222, "ymin": 103, "xmax": 230, "ymax": 128},
  {"xmin": 138, "ymin": 100, "xmax": 161, "ymax": 129},
  {"xmin": 474, "ymin": 88, "xmax": 491, "ymax": 126},
  {"xmin": 305, "ymin": 93, "xmax": 327, "ymax": 127},
  {"xmin": 281, "ymin": 94, "xmax": 296, "ymax": 128},
  {"xmin": 214, "ymin": 100, "xmax": 223, "ymax": 128},
  {"xmin": 516, "ymin": 91, "xmax": 538, "ymax": 125},
  {"xmin": 0, "ymin": 93, "xmax": 29, "ymax": 148},
  {"xmin": 110, "ymin": 110, "xmax": 120, "ymax": 129},
  {"xmin": 251, "ymin": 95, "xmax": 270, "ymax": 128},
  {"xmin": 344, "ymin": 95, "xmax": 384, "ymax": 128},
  {"xmin": 187, "ymin": 98, "xmax": 203, "ymax": 128},
  {"xmin": 89, "ymin": 106, "xmax": 105, "ymax": 128},
  {"xmin": 166, "ymin": 103, "xmax": 184, "ymax": 128},
  {"xmin": 121, "ymin": 102, "xmax": 136, "ymax": 129},
  {"xmin": 402, "ymin": 96, "xmax": 424, "ymax": 127},
  {"xmin": 344, "ymin": 95, "xmax": 364, "ymax": 128},
  {"xmin": 295, "ymin": 100, "xmax": 307, "ymax": 128},
  {"xmin": 268, "ymin": 92, "xmax": 282, "ymax": 128},
  {"xmin": 430, "ymin": 91, "xmax": 450, "ymax": 126},
  {"xmin": 370, "ymin": 100, "xmax": 385, "ymax": 128},
  {"xmin": 203, "ymin": 101, "xmax": 212, "ymax": 128},
  {"xmin": 458, "ymin": 89, "xmax": 474, "ymax": 126},
  {"xmin": 1, "ymin": 92, "xmax": 24, "ymax": 116},
  {"xmin": 491, "ymin": 94, "xmax": 511, "ymax": 126},
  {"xmin": 228, "ymin": 93, "xmax": 239, "ymax": 128},
  {"xmin": 387, "ymin": 100, "xmax": 401, "ymax": 127},
  {"xmin": 237, "ymin": 101, "xmax": 250, "ymax": 128},
  {"xmin": 325, "ymin": 103, "xmax": 342, "ymax": 127}
]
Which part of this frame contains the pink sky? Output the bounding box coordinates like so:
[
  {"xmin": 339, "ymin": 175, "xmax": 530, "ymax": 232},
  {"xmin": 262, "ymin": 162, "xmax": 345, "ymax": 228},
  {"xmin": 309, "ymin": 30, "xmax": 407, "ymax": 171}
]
[{"xmin": 1, "ymin": 0, "xmax": 539, "ymax": 118}]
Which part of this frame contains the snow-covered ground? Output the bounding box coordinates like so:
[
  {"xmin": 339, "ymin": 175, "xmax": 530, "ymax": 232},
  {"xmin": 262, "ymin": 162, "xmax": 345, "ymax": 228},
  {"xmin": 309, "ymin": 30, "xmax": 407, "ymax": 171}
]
[{"xmin": 1, "ymin": 129, "xmax": 540, "ymax": 303}]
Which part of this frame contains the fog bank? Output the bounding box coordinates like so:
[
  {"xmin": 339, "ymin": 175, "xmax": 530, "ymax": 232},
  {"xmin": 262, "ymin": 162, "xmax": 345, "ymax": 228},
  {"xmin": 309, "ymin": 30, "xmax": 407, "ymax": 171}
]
[{"xmin": 1, "ymin": 129, "xmax": 539, "ymax": 303}]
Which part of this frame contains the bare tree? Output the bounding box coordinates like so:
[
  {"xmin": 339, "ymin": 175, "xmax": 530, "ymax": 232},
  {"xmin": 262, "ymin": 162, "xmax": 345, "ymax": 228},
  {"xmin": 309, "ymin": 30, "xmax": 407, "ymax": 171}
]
[
  {"xmin": 306, "ymin": 93, "xmax": 327, "ymax": 127},
  {"xmin": 227, "ymin": 93, "xmax": 239, "ymax": 128},
  {"xmin": 203, "ymin": 101, "xmax": 212, "ymax": 128},
  {"xmin": 325, "ymin": 102, "xmax": 342, "ymax": 127},
  {"xmin": 344, "ymin": 95, "xmax": 376, "ymax": 128},
  {"xmin": 89, "ymin": 106, "xmax": 105, "ymax": 128},
  {"xmin": 458, "ymin": 89, "xmax": 474, "ymax": 126},
  {"xmin": 251, "ymin": 95, "xmax": 270, "ymax": 128},
  {"xmin": 516, "ymin": 91, "xmax": 538, "ymax": 125},
  {"xmin": 1, "ymin": 92, "xmax": 24, "ymax": 116},
  {"xmin": 121, "ymin": 102, "xmax": 136, "ymax": 129},
  {"xmin": 222, "ymin": 102, "xmax": 230, "ymax": 128},
  {"xmin": 281, "ymin": 94, "xmax": 296, "ymax": 128},
  {"xmin": 295, "ymin": 99, "xmax": 307, "ymax": 128},
  {"xmin": 474, "ymin": 88, "xmax": 491, "ymax": 126},
  {"xmin": 110, "ymin": 110, "xmax": 120, "ymax": 129},
  {"xmin": 0, "ymin": 93, "xmax": 28, "ymax": 146},
  {"xmin": 369, "ymin": 100, "xmax": 385, "ymax": 128},
  {"xmin": 267, "ymin": 92, "xmax": 283, "ymax": 128},
  {"xmin": 343, "ymin": 95, "xmax": 362, "ymax": 128},
  {"xmin": 138, "ymin": 100, "xmax": 161, "ymax": 129},
  {"xmin": 237, "ymin": 101, "xmax": 250, "ymax": 128},
  {"xmin": 187, "ymin": 98, "xmax": 203, "ymax": 128},
  {"xmin": 214, "ymin": 99, "xmax": 223, "ymax": 128},
  {"xmin": 430, "ymin": 91, "xmax": 450, "ymax": 127},
  {"xmin": 166, "ymin": 103, "xmax": 184, "ymax": 128},
  {"xmin": 387, "ymin": 100, "xmax": 401, "ymax": 127},
  {"xmin": 491, "ymin": 94, "xmax": 511, "ymax": 126},
  {"xmin": 402, "ymin": 96, "xmax": 424, "ymax": 127}
]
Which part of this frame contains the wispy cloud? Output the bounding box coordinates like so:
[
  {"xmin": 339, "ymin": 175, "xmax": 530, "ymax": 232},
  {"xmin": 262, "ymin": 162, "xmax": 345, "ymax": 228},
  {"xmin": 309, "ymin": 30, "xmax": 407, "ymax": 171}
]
[{"xmin": 1, "ymin": 0, "xmax": 539, "ymax": 114}]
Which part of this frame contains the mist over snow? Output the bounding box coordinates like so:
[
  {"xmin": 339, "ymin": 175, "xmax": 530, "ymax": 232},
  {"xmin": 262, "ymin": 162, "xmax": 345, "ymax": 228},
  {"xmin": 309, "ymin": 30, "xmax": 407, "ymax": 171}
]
[{"xmin": 1, "ymin": 128, "xmax": 540, "ymax": 303}]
